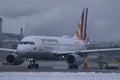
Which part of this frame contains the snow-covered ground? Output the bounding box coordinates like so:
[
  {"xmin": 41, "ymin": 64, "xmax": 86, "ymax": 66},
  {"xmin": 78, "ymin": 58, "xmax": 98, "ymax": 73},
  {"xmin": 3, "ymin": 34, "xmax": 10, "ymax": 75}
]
[{"xmin": 0, "ymin": 72, "xmax": 120, "ymax": 80}]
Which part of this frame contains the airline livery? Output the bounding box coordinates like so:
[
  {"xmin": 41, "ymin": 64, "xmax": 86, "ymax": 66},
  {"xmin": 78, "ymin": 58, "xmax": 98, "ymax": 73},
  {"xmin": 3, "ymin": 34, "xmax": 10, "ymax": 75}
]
[{"xmin": 0, "ymin": 8, "xmax": 120, "ymax": 69}]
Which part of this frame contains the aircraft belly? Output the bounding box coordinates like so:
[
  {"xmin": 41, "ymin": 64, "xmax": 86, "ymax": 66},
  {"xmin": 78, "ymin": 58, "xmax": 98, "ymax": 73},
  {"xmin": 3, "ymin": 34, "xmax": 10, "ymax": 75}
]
[{"xmin": 24, "ymin": 52, "xmax": 58, "ymax": 60}]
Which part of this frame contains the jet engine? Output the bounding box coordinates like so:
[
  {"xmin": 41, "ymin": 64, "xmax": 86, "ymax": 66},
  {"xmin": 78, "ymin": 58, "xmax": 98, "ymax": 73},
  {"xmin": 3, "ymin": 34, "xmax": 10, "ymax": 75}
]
[
  {"xmin": 67, "ymin": 54, "xmax": 83, "ymax": 69},
  {"xmin": 6, "ymin": 54, "xmax": 24, "ymax": 65}
]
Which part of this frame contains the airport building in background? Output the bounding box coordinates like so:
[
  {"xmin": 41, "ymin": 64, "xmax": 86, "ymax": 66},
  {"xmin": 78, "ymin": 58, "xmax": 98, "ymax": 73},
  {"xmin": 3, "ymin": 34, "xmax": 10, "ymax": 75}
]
[
  {"xmin": 0, "ymin": 17, "xmax": 23, "ymax": 49},
  {"xmin": 0, "ymin": 18, "xmax": 23, "ymax": 61}
]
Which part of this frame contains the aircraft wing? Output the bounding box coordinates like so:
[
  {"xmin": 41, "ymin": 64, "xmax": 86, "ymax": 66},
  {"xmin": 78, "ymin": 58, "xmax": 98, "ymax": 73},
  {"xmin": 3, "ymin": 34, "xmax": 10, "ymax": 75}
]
[
  {"xmin": 80, "ymin": 48, "xmax": 120, "ymax": 53},
  {"xmin": 56, "ymin": 48, "xmax": 120, "ymax": 55},
  {"xmin": 0, "ymin": 48, "xmax": 16, "ymax": 52},
  {"xmin": 56, "ymin": 51, "xmax": 77, "ymax": 55}
]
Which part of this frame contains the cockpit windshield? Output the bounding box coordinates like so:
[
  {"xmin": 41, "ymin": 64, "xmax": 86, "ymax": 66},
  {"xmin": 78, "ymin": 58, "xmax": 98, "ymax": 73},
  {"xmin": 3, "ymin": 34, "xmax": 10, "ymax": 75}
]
[{"xmin": 19, "ymin": 41, "xmax": 35, "ymax": 45}]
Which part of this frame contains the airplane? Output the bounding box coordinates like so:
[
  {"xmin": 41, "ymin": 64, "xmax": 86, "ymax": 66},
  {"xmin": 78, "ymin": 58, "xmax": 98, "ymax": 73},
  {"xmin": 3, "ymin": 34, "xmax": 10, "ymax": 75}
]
[{"xmin": 0, "ymin": 8, "xmax": 120, "ymax": 69}]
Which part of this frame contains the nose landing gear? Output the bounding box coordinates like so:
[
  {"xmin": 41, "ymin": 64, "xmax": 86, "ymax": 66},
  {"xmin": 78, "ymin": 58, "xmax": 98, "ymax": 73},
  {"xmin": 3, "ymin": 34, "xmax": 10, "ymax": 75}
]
[{"xmin": 28, "ymin": 58, "xmax": 39, "ymax": 69}]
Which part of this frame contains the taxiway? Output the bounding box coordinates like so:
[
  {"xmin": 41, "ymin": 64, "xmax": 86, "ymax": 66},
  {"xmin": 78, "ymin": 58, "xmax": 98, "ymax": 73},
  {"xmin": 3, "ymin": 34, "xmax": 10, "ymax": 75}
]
[{"xmin": 0, "ymin": 61, "xmax": 120, "ymax": 73}]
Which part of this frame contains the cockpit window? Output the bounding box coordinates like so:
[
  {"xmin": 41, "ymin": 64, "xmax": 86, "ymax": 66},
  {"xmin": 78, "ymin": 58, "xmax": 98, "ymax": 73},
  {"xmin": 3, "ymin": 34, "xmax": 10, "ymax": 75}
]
[
  {"xmin": 20, "ymin": 42, "xmax": 23, "ymax": 44},
  {"xmin": 24, "ymin": 42, "xmax": 29, "ymax": 44},
  {"xmin": 19, "ymin": 41, "xmax": 35, "ymax": 45},
  {"xmin": 31, "ymin": 42, "xmax": 35, "ymax": 45}
]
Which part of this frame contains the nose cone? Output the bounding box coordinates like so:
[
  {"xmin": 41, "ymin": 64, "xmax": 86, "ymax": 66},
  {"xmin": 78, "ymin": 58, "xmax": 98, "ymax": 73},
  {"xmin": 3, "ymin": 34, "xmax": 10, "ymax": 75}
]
[{"xmin": 17, "ymin": 44, "xmax": 33, "ymax": 55}]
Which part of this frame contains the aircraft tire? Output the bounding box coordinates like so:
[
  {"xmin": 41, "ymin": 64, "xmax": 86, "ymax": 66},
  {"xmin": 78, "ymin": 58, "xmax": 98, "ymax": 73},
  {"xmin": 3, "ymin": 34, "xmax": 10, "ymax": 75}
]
[
  {"xmin": 74, "ymin": 65, "xmax": 78, "ymax": 69},
  {"xmin": 69, "ymin": 65, "xmax": 74, "ymax": 69},
  {"xmin": 28, "ymin": 65, "xmax": 33, "ymax": 69},
  {"xmin": 69, "ymin": 65, "xmax": 78, "ymax": 69},
  {"xmin": 34, "ymin": 64, "xmax": 39, "ymax": 69}
]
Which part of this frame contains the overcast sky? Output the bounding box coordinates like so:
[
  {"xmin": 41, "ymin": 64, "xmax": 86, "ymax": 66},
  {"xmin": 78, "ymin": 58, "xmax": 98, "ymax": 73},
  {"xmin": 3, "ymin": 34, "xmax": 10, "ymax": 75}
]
[{"xmin": 0, "ymin": 0, "xmax": 120, "ymax": 41}]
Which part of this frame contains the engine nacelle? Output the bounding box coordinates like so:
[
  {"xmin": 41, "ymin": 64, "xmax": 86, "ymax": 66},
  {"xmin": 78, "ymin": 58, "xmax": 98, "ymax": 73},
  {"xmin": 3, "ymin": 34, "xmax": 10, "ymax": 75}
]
[
  {"xmin": 6, "ymin": 54, "xmax": 24, "ymax": 65},
  {"xmin": 67, "ymin": 54, "xmax": 83, "ymax": 66}
]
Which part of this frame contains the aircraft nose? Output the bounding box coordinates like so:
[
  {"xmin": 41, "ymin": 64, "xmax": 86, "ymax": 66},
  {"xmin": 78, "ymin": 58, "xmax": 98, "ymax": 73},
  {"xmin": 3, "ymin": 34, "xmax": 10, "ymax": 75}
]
[{"xmin": 17, "ymin": 45, "xmax": 30, "ymax": 53}]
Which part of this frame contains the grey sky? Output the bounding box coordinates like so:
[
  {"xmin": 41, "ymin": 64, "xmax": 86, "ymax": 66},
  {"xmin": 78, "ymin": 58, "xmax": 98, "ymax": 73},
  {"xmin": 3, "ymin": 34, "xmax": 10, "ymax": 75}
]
[{"xmin": 0, "ymin": 0, "xmax": 120, "ymax": 41}]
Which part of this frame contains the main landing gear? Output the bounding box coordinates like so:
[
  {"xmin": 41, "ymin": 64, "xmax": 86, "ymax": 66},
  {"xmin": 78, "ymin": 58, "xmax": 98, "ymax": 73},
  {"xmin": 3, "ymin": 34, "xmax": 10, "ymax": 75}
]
[
  {"xmin": 69, "ymin": 65, "xmax": 78, "ymax": 69},
  {"xmin": 28, "ymin": 58, "xmax": 39, "ymax": 69}
]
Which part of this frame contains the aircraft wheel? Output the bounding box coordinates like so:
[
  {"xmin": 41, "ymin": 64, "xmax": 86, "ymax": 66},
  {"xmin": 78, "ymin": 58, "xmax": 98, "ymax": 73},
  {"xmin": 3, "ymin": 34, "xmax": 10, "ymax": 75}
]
[
  {"xmin": 34, "ymin": 64, "xmax": 39, "ymax": 69},
  {"xmin": 69, "ymin": 65, "xmax": 78, "ymax": 69},
  {"xmin": 74, "ymin": 65, "xmax": 78, "ymax": 69},
  {"xmin": 28, "ymin": 65, "xmax": 33, "ymax": 69},
  {"xmin": 69, "ymin": 65, "xmax": 74, "ymax": 69}
]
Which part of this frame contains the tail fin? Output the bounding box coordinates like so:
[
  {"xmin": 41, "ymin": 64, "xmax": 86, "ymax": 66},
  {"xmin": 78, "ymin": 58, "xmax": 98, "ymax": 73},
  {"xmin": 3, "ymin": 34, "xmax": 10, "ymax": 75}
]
[
  {"xmin": 73, "ymin": 8, "xmax": 88, "ymax": 41},
  {"xmin": 73, "ymin": 23, "xmax": 82, "ymax": 40},
  {"xmin": 83, "ymin": 8, "xmax": 88, "ymax": 41}
]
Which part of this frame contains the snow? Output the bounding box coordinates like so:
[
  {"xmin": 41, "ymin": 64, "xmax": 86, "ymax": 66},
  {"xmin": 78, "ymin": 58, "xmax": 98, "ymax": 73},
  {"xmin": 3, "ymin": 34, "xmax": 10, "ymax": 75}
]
[{"xmin": 0, "ymin": 72, "xmax": 120, "ymax": 80}]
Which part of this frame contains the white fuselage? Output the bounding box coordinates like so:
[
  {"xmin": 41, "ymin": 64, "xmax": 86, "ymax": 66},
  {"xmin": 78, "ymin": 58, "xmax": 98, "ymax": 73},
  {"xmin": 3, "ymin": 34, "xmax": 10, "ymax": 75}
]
[{"xmin": 16, "ymin": 36, "xmax": 86, "ymax": 60}]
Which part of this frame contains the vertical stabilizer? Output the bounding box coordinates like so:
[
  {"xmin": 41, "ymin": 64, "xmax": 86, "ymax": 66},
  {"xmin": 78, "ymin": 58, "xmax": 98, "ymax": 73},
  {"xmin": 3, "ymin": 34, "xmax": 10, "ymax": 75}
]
[
  {"xmin": 72, "ymin": 8, "xmax": 84, "ymax": 40},
  {"xmin": 74, "ymin": 23, "xmax": 83, "ymax": 40},
  {"xmin": 73, "ymin": 8, "xmax": 88, "ymax": 41},
  {"xmin": 83, "ymin": 8, "xmax": 88, "ymax": 40}
]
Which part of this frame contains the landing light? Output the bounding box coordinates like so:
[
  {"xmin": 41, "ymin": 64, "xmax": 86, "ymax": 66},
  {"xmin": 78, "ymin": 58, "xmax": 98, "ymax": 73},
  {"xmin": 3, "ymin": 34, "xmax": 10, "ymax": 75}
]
[
  {"xmin": 59, "ymin": 56, "xmax": 65, "ymax": 59},
  {"xmin": 62, "ymin": 56, "xmax": 65, "ymax": 58},
  {"xmin": 28, "ymin": 58, "xmax": 33, "ymax": 61}
]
